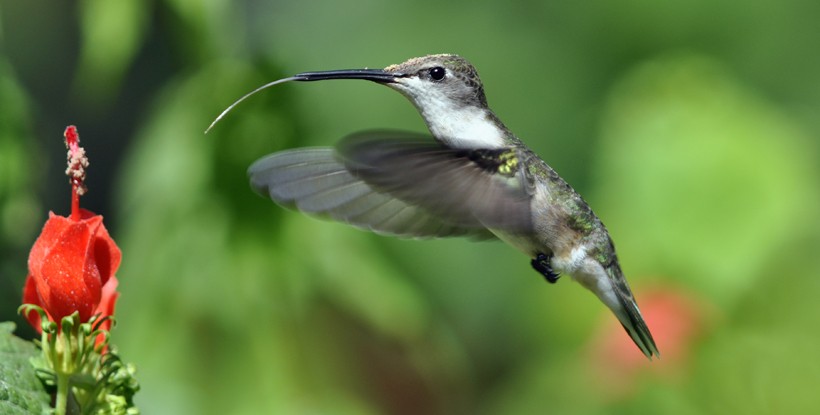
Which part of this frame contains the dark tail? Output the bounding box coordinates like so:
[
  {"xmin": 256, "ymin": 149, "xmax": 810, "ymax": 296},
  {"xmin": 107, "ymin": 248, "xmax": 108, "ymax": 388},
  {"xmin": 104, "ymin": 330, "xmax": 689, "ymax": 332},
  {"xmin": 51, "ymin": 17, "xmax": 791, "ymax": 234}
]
[{"xmin": 606, "ymin": 264, "xmax": 660, "ymax": 359}]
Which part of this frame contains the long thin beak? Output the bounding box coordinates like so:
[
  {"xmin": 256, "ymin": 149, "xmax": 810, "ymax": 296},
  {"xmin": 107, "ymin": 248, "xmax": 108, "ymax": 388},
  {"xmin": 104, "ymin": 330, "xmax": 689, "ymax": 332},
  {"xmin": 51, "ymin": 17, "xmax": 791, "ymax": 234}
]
[
  {"xmin": 206, "ymin": 69, "xmax": 404, "ymax": 133},
  {"xmin": 294, "ymin": 69, "xmax": 403, "ymax": 83}
]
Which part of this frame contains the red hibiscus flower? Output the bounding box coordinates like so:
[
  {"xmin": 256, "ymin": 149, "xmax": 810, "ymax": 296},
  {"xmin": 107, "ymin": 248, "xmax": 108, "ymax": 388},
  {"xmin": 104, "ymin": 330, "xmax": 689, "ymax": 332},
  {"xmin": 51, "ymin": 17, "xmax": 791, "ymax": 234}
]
[
  {"xmin": 15, "ymin": 126, "xmax": 139, "ymax": 415},
  {"xmin": 22, "ymin": 210, "xmax": 121, "ymax": 333},
  {"xmin": 21, "ymin": 126, "xmax": 121, "ymax": 341}
]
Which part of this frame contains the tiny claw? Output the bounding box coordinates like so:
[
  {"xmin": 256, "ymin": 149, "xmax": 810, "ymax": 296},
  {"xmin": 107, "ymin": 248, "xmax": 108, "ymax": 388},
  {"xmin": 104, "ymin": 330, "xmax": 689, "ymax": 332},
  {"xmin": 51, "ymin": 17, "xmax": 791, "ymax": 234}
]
[{"xmin": 531, "ymin": 253, "xmax": 560, "ymax": 283}]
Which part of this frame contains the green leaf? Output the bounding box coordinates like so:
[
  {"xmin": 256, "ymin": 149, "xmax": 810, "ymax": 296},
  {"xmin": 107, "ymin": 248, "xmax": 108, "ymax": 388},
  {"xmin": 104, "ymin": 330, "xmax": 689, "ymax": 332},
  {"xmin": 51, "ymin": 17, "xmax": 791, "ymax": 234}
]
[{"xmin": 0, "ymin": 322, "xmax": 50, "ymax": 415}]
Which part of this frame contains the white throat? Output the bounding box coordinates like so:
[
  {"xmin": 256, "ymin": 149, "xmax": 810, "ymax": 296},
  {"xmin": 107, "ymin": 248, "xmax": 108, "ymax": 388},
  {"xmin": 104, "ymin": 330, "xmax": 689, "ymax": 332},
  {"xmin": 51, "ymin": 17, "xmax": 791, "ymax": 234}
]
[
  {"xmin": 421, "ymin": 105, "xmax": 507, "ymax": 149},
  {"xmin": 392, "ymin": 78, "xmax": 508, "ymax": 149}
]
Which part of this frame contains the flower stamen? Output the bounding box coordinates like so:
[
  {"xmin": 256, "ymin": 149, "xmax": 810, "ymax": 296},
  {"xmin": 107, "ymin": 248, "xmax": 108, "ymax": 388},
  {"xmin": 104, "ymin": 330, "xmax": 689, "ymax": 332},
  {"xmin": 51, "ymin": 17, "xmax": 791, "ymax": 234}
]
[{"xmin": 63, "ymin": 126, "xmax": 89, "ymax": 220}]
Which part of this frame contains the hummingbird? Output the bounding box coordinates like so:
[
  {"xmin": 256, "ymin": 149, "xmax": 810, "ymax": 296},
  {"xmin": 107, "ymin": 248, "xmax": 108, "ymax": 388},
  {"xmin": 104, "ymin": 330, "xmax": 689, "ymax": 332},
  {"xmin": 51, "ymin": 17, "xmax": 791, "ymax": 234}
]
[{"xmin": 211, "ymin": 54, "xmax": 659, "ymax": 359}]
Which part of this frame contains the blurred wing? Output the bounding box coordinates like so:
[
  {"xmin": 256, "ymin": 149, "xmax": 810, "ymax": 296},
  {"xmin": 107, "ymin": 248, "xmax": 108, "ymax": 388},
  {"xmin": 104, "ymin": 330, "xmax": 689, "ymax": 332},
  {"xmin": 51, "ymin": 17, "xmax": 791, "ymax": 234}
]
[
  {"xmin": 248, "ymin": 148, "xmax": 495, "ymax": 239},
  {"xmin": 337, "ymin": 131, "xmax": 533, "ymax": 233}
]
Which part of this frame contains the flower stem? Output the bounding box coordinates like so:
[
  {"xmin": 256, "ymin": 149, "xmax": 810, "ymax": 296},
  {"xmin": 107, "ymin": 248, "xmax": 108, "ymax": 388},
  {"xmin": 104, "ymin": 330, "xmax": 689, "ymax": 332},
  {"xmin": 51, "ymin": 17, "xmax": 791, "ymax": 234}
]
[{"xmin": 55, "ymin": 372, "xmax": 70, "ymax": 415}]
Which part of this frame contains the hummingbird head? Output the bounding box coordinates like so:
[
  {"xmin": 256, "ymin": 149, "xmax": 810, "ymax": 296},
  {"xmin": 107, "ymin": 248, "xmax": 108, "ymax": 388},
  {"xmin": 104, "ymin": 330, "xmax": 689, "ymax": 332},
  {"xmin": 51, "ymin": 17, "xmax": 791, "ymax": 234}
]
[
  {"xmin": 381, "ymin": 54, "xmax": 488, "ymax": 111},
  {"xmin": 295, "ymin": 54, "xmax": 509, "ymax": 149}
]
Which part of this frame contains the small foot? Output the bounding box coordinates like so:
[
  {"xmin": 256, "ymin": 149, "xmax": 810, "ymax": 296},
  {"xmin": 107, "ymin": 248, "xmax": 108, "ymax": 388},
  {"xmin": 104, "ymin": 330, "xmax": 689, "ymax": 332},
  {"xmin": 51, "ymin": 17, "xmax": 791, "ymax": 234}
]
[{"xmin": 531, "ymin": 253, "xmax": 560, "ymax": 283}]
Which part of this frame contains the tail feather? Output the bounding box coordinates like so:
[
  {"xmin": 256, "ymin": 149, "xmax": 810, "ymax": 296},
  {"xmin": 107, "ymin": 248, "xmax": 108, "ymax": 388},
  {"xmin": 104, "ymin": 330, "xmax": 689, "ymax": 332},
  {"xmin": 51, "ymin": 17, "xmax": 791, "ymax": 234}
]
[
  {"xmin": 617, "ymin": 306, "xmax": 660, "ymax": 359},
  {"xmin": 606, "ymin": 264, "xmax": 660, "ymax": 359}
]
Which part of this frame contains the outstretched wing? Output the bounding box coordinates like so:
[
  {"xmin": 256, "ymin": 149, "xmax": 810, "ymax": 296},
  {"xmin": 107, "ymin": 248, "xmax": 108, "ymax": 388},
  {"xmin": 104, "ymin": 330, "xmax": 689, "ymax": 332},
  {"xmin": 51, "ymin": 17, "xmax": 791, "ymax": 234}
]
[
  {"xmin": 248, "ymin": 147, "xmax": 495, "ymax": 239},
  {"xmin": 337, "ymin": 131, "xmax": 533, "ymax": 233},
  {"xmin": 248, "ymin": 130, "xmax": 533, "ymax": 238}
]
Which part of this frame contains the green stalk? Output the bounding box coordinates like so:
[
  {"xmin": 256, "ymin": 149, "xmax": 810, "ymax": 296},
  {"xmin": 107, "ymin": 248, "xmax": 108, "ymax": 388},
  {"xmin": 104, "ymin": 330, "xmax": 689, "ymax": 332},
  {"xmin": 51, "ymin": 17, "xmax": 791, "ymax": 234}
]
[{"xmin": 55, "ymin": 372, "xmax": 70, "ymax": 415}]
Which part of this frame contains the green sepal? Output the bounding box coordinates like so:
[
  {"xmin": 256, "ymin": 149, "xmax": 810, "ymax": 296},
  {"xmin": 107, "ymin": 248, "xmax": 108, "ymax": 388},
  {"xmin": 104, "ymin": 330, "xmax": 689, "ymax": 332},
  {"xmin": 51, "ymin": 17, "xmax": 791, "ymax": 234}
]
[{"xmin": 14, "ymin": 305, "xmax": 140, "ymax": 414}]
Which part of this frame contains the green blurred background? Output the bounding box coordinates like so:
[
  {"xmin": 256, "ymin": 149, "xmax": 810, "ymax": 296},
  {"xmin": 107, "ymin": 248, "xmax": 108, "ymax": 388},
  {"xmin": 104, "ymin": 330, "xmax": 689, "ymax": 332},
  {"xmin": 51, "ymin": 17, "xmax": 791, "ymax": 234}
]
[{"xmin": 2, "ymin": 0, "xmax": 820, "ymax": 413}]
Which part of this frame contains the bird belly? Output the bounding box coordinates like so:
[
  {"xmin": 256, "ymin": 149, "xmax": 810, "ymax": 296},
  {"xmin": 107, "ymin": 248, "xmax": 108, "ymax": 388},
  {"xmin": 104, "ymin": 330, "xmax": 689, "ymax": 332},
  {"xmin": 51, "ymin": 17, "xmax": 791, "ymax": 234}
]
[{"xmin": 489, "ymin": 229, "xmax": 543, "ymax": 257}]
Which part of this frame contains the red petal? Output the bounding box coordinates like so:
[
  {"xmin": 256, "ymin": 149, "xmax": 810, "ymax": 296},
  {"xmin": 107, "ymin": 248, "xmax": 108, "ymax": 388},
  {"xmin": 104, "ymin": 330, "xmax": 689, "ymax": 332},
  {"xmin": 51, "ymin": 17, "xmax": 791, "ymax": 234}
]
[
  {"xmin": 93, "ymin": 276, "xmax": 119, "ymax": 351},
  {"xmin": 96, "ymin": 276, "xmax": 119, "ymax": 323},
  {"xmin": 22, "ymin": 274, "xmax": 44, "ymax": 332},
  {"xmin": 92, "ymin": 227, "xmax": 120, "ymax": 285},
  {"xmin": 27, "ymin": 213, "xmax": 103, "ymax": 322},
  {"xmin": 27, "ymin": 212, "xmax": 69, "ymax": 270},
  {"xmin": 79, "ymin": 209, "xmax": 121, "ymax": 286},
  {"xmin": 24, "ymin": 209, "xmax": 122, "ymax": 335}
]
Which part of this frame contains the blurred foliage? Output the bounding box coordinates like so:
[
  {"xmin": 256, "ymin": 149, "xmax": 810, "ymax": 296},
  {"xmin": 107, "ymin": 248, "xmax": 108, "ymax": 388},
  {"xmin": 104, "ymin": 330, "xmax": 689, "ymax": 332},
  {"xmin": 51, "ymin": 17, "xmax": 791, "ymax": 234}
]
[
  {"xmin": 0, "ymin": 55, "xmax": 41, "ymax": 338},
  {"xmin": 2, "ymin": 0, "xmax": 820, "ymax": 414},
  {"xmin": 594, "ymin": 54, "xmax": 819, "ymax": 305}
]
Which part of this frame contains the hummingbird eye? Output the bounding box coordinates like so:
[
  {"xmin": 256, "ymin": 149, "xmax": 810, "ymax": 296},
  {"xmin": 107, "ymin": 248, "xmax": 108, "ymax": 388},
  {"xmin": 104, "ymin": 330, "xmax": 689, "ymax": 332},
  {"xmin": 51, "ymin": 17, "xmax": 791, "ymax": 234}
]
[{"xmin": 428, "ymin": 67, "xmax": 446, "ymax": 81}]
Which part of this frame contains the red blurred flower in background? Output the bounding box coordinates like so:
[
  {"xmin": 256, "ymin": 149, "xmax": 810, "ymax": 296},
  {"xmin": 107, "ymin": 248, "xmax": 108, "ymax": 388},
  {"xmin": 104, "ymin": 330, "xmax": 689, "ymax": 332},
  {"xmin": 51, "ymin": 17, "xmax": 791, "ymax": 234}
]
[
  {"xmin": 21, "ymin": 126, "xmax": 121, "ymax": 341},
  {"xmin": 586, "ymin": 284, "xmax": 711, "ymax": 399}
]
